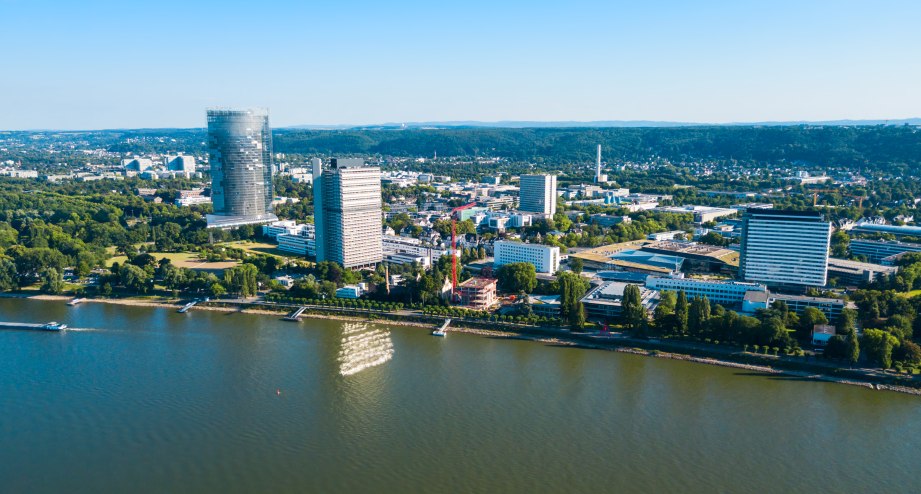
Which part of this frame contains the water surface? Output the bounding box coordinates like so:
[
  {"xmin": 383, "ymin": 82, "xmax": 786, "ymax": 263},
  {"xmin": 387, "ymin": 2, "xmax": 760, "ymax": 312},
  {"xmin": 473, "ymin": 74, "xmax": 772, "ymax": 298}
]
[{"xmin": 0, "ymin": 298, "xmax": 918, "ymax": 493}]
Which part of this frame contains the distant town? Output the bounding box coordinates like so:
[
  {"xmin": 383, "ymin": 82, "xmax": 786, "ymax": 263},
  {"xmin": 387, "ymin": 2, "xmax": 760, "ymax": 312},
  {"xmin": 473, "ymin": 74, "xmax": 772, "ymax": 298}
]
[{"xmin": 1, "ymin": 112, "xmax": 921, "ymax": 383}]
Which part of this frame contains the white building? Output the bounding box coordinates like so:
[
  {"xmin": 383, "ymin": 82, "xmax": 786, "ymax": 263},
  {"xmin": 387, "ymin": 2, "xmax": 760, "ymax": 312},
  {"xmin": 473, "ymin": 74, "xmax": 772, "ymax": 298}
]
[
  {"xmin": 382, "ymin": 234, "xmax": 447, "ymax": 266},
  {"xmin": 164, "ymin": 155, "xmax": 196, "ymax": 173},
  {"xmin": 122, "ymin": 158, "xmax": 154, "ymax": 171},
  {"xmin": 314, "ymin": 158, "xmax": 384, "ymax": 268},
  {"xmin": 174, "ymin": 196, "xmax": 211, "ymax": 207},
  {"xmin": 277, "ymin": 231, "xmax": 316, "ymax": 257},
  {"xmin": 494, "ymin": 241, "xmax": 560, "ymax": 274},
  {"xmin": 645, "ymin": 276, "xmax": 767, "ymax": 306},
  {"xmin": 262, "ymin": 220, "xmax": 300, "ymax": 239},
  {"xmin": 739, "ymin": 210, "xmax": 831, "ymax": 288},
  {"xmin": 519, "ymin": 174, "xmax": 557, "ymax": 216}
]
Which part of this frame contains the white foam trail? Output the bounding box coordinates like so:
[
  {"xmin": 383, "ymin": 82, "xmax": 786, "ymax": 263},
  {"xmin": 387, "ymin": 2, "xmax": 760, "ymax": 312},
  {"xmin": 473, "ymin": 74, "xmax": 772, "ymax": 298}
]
[{"xmin": 338, "ymin": 322, "xmax": 394, "ymax": 376}]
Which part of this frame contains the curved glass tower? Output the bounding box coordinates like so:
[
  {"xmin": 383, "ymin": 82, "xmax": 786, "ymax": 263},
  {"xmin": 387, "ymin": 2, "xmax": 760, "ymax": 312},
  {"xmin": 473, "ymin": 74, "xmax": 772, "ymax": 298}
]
[{"xmin": 206, "ymin": 108, "xmax": 278, "ymax": 228}]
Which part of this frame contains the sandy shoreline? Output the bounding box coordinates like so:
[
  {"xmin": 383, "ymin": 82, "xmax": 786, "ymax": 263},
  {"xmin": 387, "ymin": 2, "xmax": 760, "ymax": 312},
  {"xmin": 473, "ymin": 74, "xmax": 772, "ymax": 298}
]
[{"xmin": 3, "ymin": 293, "xmax": 918, "ymax": 396}]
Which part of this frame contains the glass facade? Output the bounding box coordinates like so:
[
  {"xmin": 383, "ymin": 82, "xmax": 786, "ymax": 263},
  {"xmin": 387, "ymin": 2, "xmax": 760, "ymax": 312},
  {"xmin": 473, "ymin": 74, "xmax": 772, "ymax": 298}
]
[{"xmin": 206, "ymin": 109, "xmax": 276, "ymax": 227}]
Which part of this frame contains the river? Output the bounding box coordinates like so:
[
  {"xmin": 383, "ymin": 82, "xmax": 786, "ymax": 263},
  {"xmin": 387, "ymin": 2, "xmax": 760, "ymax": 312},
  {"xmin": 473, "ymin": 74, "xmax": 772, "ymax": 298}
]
[{"xmin": 0, "ymin": 298, "xmax": 918, "ymax": 493}]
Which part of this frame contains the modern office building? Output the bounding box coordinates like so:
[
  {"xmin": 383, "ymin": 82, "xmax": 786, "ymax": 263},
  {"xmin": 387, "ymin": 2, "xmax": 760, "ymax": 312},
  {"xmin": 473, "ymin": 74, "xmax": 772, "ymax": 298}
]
[
  {"xmin": 164, "ymin": 155, "xmax": 196, "ymax": 173},
  {"xmin": 519, "ymin": 174, "xmax": 557, "ymax": 216},
  {"xmin": 493, "ymin": 241, "xmax": 561, "ymax": 274},
  {"xmin": 849, "ymin": 238, "xmax": 921, "ymax": 263},
  {"xmin": 645, "ymin": 276, "xmax": 767, "ymax": 307},
  {"xmin": 743, "ymin": 291, "xmax": 848, "ymax": 322},
  {"xmin": 580, "ymin": 281, "xmax": 659, "ymax": 321},
  {"xmin": 206, "ymin": 108, "xmax": 277, "ymax": 228},
  {"xmin": 826, "ymin": 258, "xmax": 897, "ymax": 286},
  {"xmin": 314, "ymin": 158, "xmax": 383, "ymax": 269},
  {"xmin": 739, "ymin": 209, "xmax": 831, "ymax": 289}
]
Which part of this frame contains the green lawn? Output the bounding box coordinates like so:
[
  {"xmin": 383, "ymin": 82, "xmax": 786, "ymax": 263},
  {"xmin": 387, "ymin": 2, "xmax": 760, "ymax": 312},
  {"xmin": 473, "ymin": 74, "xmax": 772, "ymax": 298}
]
[
  {"xmin": 219, "ymin": 241, "xmax": 292, "ymax": 259},
  {"xmin": 107, "ymin": 251, "xmax": 238, "ymax": 271}
]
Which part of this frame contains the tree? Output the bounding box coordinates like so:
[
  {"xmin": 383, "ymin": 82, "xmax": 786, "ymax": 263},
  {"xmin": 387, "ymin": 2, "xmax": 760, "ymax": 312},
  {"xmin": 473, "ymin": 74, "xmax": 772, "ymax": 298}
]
[
  {"xmin": 569, "ymin": 257, "xmax": 583, "ymax": 274},
  {"xmin": 40, "ymin": 267, "xmax": 65, "ymax": 294},
  {"xmin": 797, "ymin": 307, "xmax": 828, "ymax": 341},
  {"xmin": 119, "ymin": 263, "xmax": 150, "ymax": 294},
  {"xmin": 845, "ymin": 329, "xmax": 860, "ymax": 365},
  {"xmin": 621, "ymin": 284, "xmax": 648, "ymax": 336},
  {"xmin": 674, "ymin": 290, "xmax": 689, "ymax": 335},
  {"xmin": 688, "ymin": 296, "xmax": 711, "ymax": 336},
  {"xmin": 0, "ymin": 257, "xmax": 17, "ymax": 291},
  {"xmin": 861, "ymin": 329, "xmax": 899, "ymax": 368},
  {"xmin": 558, "ymin": 271, "xmax": 589, "ymax": 319},
  {"xmin": 895, "ymin": 340, "xmax": 921, "ymax": 365},
  {"xmin": 569, "ymin": 301, "xmax": 586, "ymax": 331},
  {"xmin": 699, "ymin": 231, "xmax": 728, "ymax": 246},
  {"xmin": 653, "ymin": 291, "xmax": 677, "ymax": 335},
  {"xmin": 496, "ymin": 262, "xmax": 537, "ymax": 294},
  {"xmin": 224, "ymin": 264, "xmax": 259, "ymax": 298}
]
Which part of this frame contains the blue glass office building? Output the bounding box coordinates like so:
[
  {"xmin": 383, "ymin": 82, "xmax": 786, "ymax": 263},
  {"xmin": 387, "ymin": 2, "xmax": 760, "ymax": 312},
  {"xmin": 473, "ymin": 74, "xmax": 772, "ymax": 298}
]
[{"xmin": 206, "ymin": 108, "xmax": 278, "ymax": 228}]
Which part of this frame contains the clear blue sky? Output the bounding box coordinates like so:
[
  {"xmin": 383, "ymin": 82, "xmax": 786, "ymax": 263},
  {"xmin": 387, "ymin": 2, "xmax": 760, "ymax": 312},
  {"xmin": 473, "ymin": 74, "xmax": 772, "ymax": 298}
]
[{"xmin": 1, "ymin": 0, "xmax": 919, "ymax": 129}]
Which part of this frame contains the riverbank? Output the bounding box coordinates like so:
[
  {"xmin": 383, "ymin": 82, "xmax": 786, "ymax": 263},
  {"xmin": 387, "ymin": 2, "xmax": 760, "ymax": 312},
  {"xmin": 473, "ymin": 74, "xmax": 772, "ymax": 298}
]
[{"xmin": 3, "ymin": 292, "xmax": 918, "ymax": 396}]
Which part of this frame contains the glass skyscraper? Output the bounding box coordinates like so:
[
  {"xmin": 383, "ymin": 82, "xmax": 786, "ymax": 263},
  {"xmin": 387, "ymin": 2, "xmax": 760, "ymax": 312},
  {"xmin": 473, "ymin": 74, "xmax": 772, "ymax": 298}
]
[{"xmin": 206, "ymin": 108, "xmax": 278, "ymax": 228}]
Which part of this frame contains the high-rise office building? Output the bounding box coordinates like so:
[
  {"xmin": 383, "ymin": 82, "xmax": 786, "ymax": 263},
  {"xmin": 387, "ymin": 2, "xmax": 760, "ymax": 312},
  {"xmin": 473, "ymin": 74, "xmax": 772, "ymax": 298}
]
[
  {"xmin": 739, "ymin": 209, "xmax": 831, "ymax": 289},
  {"xmin": 206, "ymin": 108, "xmax": 277, "ymax": 228},
  {"xmin": 314, "ymin": 158, "xmax": 383, "ymax": 268},
  {"xmin": 519, "ymin": 174, "xmax": 557, "ymax": 216}
]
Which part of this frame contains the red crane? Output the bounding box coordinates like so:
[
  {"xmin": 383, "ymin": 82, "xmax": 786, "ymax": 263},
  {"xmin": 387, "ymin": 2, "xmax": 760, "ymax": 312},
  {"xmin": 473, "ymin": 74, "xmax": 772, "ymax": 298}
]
[{"xmin": 449, "ymin": 202, "xmax": 478, "ymax": 300}]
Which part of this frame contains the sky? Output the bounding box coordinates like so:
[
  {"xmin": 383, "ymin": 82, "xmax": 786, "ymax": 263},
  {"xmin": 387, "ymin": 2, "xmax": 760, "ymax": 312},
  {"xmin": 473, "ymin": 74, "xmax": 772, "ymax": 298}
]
[{"xmin": 1, "ymin": 0, "xmax": 919, "ymax": 130}]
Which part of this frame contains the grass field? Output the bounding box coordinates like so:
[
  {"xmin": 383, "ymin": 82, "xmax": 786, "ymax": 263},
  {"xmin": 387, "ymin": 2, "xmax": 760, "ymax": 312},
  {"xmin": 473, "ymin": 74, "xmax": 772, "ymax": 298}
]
[
  {"xmin": 219, "ymin": 241, "xmax": 292, "ymax": 259},
  {"xmin": 107, "ymin": 252, "xmax": 238, "ymax": 271}
]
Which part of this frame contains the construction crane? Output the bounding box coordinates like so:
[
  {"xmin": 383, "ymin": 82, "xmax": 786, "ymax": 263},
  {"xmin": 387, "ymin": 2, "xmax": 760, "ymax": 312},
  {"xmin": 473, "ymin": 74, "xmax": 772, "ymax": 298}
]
[
  {"xmin": 449, "ymin": 202, "xmax": 478, "ymax": 300},
  {"xmin": 810, "ymin": 189, "xmax": 866, "ymax": 208}
]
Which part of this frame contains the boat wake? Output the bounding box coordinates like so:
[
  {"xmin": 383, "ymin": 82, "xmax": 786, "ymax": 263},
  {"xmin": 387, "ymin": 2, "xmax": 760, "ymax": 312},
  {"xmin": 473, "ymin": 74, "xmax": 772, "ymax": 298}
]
[{"xmin": 337, "ymin": 322, "xmax": 394, "ymax": 376}]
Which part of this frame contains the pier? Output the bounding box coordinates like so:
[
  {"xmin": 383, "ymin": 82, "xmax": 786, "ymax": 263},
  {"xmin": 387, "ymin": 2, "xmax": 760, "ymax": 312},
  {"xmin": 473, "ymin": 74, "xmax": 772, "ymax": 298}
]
[
  {"xmin": 432, "ymin": 319, "xmax": 451, "ymax": 337},
  {"xmin": 284, "ymin": 307, "xmax": 308, "ymax": 321}
]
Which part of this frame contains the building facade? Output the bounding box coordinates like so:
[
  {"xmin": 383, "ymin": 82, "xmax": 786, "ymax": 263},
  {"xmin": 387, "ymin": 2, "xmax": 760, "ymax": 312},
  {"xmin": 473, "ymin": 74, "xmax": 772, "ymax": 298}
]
[
  {"xmin": 455, "ymin": 277, "xmax": 498, "ymax": 309},
  {"xmin": 206, "ymin": 109, "xmax": 277, "ymax": 228},
  {"xmin": 519, "ymin": 174, "xmax": 557, "ymax": 216},
  {"xmin": 493, "ymin": 241, "xmax": 560, "ymax": 274},
  {"xmin": 645, "ymin": 276, "xmax": 767, "ymax": 306},
  {"xmin": 314, "ymin": 158, "xmax": 383, "ymax": 269},
  {"xmin": 739, "ymin": 209, "xmax": 831, "ymax": 289},
  {"xmin": 849, "ymin": 238, "xmax": 921, "ymax": 263}
]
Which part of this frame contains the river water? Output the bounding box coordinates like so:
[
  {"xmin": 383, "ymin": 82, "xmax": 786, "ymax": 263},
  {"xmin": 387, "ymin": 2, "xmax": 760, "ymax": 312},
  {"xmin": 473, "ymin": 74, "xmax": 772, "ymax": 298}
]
[{"xmin": 0, "ymin": 298, "xmax": 918, "ymax": 493}]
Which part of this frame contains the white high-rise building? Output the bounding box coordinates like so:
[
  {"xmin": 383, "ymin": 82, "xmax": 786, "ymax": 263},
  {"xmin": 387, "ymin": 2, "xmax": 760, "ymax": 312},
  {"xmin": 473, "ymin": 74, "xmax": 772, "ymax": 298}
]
[
  {"xmin": 164, "ymin": 155, "xmax": 196, "ymax": 173},
  {"xmin": 314, "ymin": 158, "xmax": 383, "ymax": 268},
  {"xmin": 519, "ymin": 174, "xmax": 557, "ymax": 216},
  {"xmin": 494, "ymin": 241, "xmax": 560, "ymax": 274},
  {"xmin": 739, "ymin": 210, "xmax": 831, "ymax": 289}
]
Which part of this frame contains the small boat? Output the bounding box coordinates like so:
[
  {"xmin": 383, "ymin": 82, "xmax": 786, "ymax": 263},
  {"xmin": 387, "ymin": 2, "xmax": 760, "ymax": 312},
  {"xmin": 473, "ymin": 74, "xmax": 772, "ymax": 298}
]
[
  {"xmin": 41, "ymin": 322, "xmax": 67, "ymax": 331},
  {"xmin": 67, "ymin": 298, "xmax": 86, "ymax": 306}
]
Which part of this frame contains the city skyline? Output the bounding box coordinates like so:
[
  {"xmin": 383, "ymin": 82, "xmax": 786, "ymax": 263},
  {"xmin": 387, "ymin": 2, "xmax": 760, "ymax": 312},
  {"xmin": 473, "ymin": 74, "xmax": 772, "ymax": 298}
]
[{"xmin": 1, "ymin": 0, "xmax": 920, "ymax": 130}]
